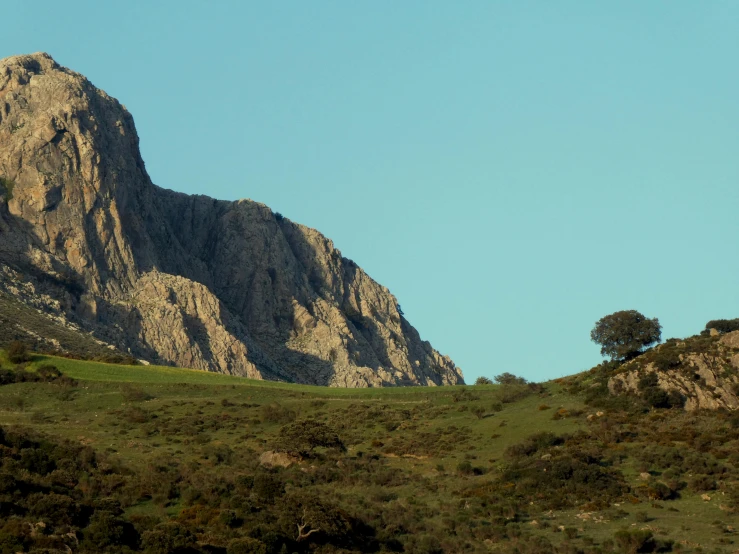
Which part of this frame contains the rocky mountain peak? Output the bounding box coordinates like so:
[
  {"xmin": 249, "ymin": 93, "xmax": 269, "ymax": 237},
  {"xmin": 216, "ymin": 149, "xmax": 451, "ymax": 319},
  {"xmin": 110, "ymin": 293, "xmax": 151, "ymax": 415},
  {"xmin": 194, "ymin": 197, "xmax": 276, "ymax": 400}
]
[{"xmin": 0, "ymin": 52, "xmax": 463, "ymax": 387}]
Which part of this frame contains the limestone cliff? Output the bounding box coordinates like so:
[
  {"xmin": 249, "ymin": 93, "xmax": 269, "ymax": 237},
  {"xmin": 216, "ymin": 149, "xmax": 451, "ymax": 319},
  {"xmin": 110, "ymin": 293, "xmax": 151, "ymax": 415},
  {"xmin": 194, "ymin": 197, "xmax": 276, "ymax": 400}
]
[{"xmin": 0, "ymin": 52, "xmax": 463, "ymax": 387}]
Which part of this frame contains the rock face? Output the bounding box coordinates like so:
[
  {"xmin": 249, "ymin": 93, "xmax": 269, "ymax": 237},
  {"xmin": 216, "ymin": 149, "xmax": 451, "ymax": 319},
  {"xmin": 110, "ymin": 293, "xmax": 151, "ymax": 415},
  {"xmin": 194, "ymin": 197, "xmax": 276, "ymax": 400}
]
[
  {"xmin": 608, "ymin": 333, "xmax": 739, "ymax": 411},
  {"xmin": 0, "ymin": 52, "xmax": 463, "ymax": 387}
]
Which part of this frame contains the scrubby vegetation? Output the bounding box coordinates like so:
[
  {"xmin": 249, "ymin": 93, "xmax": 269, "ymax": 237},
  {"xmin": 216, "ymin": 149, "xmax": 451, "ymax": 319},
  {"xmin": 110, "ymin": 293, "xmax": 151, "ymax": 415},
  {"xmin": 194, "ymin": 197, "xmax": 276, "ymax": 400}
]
[
  {"xmin": 706, "ymin": 319, "xmax": 739, "ymax": 334},
  {"xmin": 0, "ymin": 176, "xmax": 14, "ymax": 200},
  {"xmin": 0, "ymin": 340, "xmax": 737, "ymax": 552}
]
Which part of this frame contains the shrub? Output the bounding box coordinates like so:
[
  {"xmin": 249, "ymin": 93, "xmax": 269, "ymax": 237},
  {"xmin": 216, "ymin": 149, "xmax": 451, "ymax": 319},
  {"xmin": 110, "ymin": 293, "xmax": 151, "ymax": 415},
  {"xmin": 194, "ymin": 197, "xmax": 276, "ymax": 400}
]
[
  {"xmin": 475, "ymin": 376, "xmax": 493, "ymax": 385},
  {"xmin": 37, "ymin": 365, "xmax": 62, "ymax": 381},
  {"xmin": 705, "ymin": 318, "xmax": 739, "ymax": 334},
  {"xmin": 141, "ymin": 523, "xmax": 197, "ymax": 554},
  {"xmin": 7, "ymin": 341, "xmax": 30, "ymax": 364},
  {"xmin": 275, "ymin": 420, "xmax": 345, "ymax": 458},
  {"xmin": 120, "ymin": 385, "xmax": 152, "ymax": 402},
  {"xmin": 494, "ymin": 372, "xmax": 528, "ymax": 385},
  {"xmin": 227, "ymin": 537, "xmax": 267, "ymax": 554},
  {"xmin": 260, "ymin": 403, "xmax": 296, "ymax": 424},
  {"xmin": 81, "ymin": 511, "xmax": 139, "ymax": 551},
  {"xmin": 471, "ymin": 406, "xmax": 485, "ymax": 419},
  {"xmin": 505, "ymin": 432, "xmax": 563, "ymax": 458},
  {"xmin": 0, "ymin": 176, "xmax": 14, "ymax": 201},
  {"xmin": 650, "ymin": 348, "xmax": 682, "ymax": 372},
  {"xmin": 638, "ymin": 373, "xmax": 684, "ymax": 409},
  {"xmin": 457, "ymin": 461, "xmax": 473, "ymax": 475}
]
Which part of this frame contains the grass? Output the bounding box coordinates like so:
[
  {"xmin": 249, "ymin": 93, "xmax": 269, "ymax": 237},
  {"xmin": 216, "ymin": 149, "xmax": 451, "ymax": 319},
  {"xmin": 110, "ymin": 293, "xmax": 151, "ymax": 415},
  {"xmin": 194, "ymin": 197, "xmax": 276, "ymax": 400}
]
[{"xmin": 0, "ymin": 350, "xmax": 737, "ymax": 552}]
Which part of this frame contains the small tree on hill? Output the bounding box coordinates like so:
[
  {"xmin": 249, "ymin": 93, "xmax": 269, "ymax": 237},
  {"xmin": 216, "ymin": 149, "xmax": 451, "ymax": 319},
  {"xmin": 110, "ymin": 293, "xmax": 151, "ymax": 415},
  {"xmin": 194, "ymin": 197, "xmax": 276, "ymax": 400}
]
[
  {"xmin": 590, "ymin": 310, "xmax": 661, "ymax": 361},
  {"xmin": 475, "ymin": 376, "xmax": 493, "ymax": 385}
]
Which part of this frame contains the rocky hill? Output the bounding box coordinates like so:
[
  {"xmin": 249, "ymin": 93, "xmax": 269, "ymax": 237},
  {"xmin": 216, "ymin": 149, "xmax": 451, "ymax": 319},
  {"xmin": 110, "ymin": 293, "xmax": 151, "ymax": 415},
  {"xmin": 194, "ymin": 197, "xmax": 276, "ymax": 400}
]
[
  {"xmin": 0, "ymin": 52, "xmax": 463, "ymax": 387},
  {"xmin": 607, "ymin": 330, "xmax": 739, "ymax": 411}
]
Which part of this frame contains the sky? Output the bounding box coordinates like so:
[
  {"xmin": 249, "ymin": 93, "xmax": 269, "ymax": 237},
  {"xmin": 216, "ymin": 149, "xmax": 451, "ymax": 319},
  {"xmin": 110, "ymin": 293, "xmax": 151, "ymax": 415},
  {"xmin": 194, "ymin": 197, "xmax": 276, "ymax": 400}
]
[{"xmin": 3, "ymin": 1, "xmax": 738, "ymax": 383}]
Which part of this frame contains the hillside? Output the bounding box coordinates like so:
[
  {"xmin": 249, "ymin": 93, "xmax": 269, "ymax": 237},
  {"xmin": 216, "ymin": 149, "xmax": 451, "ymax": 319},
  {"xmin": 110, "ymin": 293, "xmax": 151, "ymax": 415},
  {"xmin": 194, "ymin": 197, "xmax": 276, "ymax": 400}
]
[
  {"xmin": 0, "ymin": 340, "xmax": 737, "ymax": 553},
  {"xmin": 0, "ymin": 52, "xmax": 462, "ymax": 387}
]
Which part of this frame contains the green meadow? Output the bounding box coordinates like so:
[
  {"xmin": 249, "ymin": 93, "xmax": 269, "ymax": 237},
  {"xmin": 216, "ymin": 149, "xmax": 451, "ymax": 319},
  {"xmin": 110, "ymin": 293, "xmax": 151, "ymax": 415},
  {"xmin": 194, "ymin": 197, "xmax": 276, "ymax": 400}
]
[{"xmin": 0, "ymin": 351, "xmax": 737, "ymax": 553}]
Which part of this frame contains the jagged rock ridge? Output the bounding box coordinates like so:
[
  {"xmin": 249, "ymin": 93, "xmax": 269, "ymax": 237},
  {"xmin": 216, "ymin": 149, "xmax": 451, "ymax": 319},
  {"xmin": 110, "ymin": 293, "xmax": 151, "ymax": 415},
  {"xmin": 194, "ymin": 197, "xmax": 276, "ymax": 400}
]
[
  {"xmin": 0, "ymin": 52, "xmax": 463, "ymax": 387},
  {"xmin": 608, "ymin": 331, "xmax": 739, "ymax": 410}
]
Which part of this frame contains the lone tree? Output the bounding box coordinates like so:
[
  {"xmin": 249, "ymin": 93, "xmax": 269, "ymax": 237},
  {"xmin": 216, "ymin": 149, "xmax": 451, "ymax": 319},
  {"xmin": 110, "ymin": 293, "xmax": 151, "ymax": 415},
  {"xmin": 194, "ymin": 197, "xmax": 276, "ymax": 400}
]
[{"xmin": 590, "ymin": 310, "xmax": 661, "ymax": 361}]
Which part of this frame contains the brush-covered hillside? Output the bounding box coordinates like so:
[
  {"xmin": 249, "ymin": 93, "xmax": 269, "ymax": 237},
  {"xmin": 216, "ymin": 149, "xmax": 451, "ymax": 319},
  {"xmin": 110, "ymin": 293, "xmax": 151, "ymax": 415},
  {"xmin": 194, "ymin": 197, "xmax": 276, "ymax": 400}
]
[{"xmin": 0, "ymin": 323, "xmax": 738, "ymax": 554}]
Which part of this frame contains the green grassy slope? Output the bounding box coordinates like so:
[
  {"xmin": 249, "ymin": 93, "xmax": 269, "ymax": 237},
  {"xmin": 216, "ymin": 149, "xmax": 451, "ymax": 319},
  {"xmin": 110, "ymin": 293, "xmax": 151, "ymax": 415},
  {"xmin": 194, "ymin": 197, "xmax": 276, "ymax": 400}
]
[{"xmin": 0, "ymin": 351, "xmax": 737, "ymax": 553}]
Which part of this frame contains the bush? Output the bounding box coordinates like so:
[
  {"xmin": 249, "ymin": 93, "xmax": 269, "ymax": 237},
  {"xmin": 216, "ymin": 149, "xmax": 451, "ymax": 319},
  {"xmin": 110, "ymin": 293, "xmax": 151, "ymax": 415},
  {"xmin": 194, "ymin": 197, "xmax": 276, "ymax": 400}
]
[
  {"xmin": 638, "ymin": 373, "xmax": 684, "ymax": 409},
  {"xmin": 591, "ymin": 310, "xmax": 661, "ymax": 361},
  {"xmin": 0, "ymin": 176, "xmax": 15, "ymax": 201},
  {"xmin": 227, "ymin": 537, "xmax": 267, "ymax": 554},
  {"xmin": 120, "ymin": 385, "xmax": 152, "ymax": 402},
  {"xmin": 7, "ymin": 341, "xmax": 30, "ymax": 364},
  {"xmin": 475, "ymin": 376, "xmax": 493, "ymax": 385},
  {"xmin": 275, "ymin": 420, "xmax": 345, "ymax": 458},
  {"xmin": 505, "ymin": 432, "xmax": 563, "ymax": 458},
  {"xmin": 260, "ymin": 403, "xmax": 296, "ymax": 424},
  {"xmin": 614, "ymin": 529, "xmax": 655, "ymax": 553},
  {"xmin": 141, "ymin": 523, "xmax": 197, "ymax": 554},
  {"xmin": 37, "ymin": 365, "xmax": 62, "ymax": 381},
  {"xmin": 81, "ymin": 511, "xmax": 139, "ymax": 551},
  {"xmin": 705, "ymin": 318, "xmax": 739, "ymax": 334},
  {"xmin": 457, "ymin": 461, "xmax": 473, "ymax": 475},
  {"xmin": 494, "ymin": 372, "xmax": 528, "ymax": 385}
]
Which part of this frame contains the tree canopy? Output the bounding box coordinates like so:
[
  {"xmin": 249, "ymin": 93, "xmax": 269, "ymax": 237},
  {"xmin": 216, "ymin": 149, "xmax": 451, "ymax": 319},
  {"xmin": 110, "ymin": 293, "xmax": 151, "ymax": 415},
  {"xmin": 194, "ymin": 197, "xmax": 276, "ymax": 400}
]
[
  {"xmin": 590, "ymin": 310, "xmax": 661, "ymax": 361},
  {"xmin": 705, "ymin": 318, "xmax": 739, "ymax": 334}
]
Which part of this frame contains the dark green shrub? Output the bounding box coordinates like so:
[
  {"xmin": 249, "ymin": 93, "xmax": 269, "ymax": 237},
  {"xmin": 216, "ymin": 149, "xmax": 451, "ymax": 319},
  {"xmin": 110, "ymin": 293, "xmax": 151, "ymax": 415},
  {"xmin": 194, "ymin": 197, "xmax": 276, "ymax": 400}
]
[
  {"xmin": 613, "ymin": 529, "xmax": 655, "ymax": 553},
  {"xmin": 37, "ymin": 365, "xmax": 62, "ymax": 381},
  {"xmin": 81, "ymin": 511, "xmax": 139, "ymax": 551},
  {"xmin": 253, "ymin": 473, "xmax": 285, "ymax": 501},
  {"xmin": 705, "ymin": 318, "xmax": 739, "ymax": 334},
  {"xmin": 141, "ymin": 523, "xmax": 197, "ymax": 554},
  {"xmin": 0, "ymin": 176, "xmax": 14, "ymax": 201},
  {"xmin": 456, "ymin": 461, "xmax": 473, "ymax": 475},
  {"xmin": 475, "ymin": 376, "xmax": 493, "ymax": 385},
  {"xmin": 274, "ymin": 420, "xmax": 345, "ymax": 458},
  {"xmin": 494, "ymin": 372, "xmax": 528, "ymax": 385},
  {"xmin": 688, "ymin": 475, "xmax": 717, "ymax": 492},
  {"xmin": 227, "ymin": 537, "xmax": 267, "ymax": 554},
  {"xmin": 7, "ymin": 341, "xmax": 30, "ymax": 364},
  {"xmin": 219, "ymin": 510, "xmax": 243, "ymax": 528},
  {"xmin": 650, "ymin": 348, "xmax": 682, "ymax": 371},
  {"xmin": 121, "ymin": 385, "xmax": 152, "ymax": 402},
  {"xmin": 505, "ymin": 432, "xmax": 563, "ymax": 458},
  {"xmin": 260, "ymin": 403, "xmax": 296, "ymax": 424}
]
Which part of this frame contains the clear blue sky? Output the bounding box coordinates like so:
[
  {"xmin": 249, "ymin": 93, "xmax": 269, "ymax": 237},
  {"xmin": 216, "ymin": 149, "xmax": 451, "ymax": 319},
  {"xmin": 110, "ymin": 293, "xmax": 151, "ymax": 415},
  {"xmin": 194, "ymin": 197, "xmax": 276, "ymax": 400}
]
[{"xmin": 4, "ymin": 1, "xmax": 738, "ymax": 382}]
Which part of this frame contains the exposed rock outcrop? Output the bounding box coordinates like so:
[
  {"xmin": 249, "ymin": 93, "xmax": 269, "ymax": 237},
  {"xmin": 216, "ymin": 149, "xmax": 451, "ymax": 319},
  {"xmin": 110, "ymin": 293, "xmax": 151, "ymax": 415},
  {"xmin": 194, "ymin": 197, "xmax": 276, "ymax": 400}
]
[
  {"xmin": 608, "ymin": 333, "xmax": 739, "ymax": 410},
  {"xmin": 0, "ymin": 52, "xmax": 463, "ymax": 387}
]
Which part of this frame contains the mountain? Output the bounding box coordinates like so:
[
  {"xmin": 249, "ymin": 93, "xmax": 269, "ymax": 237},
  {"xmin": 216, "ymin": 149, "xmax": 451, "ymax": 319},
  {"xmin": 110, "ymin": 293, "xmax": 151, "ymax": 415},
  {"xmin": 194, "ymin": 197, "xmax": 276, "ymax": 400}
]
[{"xmin": 0, "ymin": 52, "xmax": 463, "ymax": 387}]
